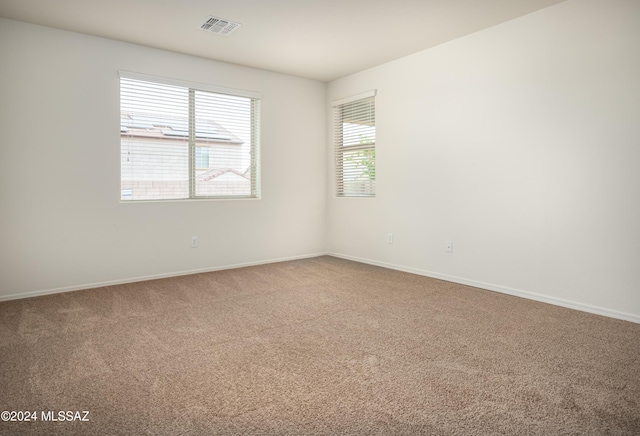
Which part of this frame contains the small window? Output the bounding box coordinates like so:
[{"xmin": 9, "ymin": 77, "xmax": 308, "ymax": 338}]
[
  {"xmin": 195, "ymin": 147, "xmax": 210, "ymax": 169},
  {"xmin": 120, "ymin": 72, "xmax": 261, "ymax": 201},
  {"xmin": 333, "ymin": 91, "xmax": 376, "ymax": 197}
]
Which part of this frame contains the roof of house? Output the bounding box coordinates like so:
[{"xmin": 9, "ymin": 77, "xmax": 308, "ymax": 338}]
[{"xmin": 121, "ymin": 113, "xmax": 244, "ymax": 145}]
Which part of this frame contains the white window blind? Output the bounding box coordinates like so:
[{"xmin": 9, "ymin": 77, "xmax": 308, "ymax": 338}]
[
  {"xmin": 120, "ymin": 72, "xmax": 260, "ymax": 201},
  {"xmin": 333, "ymin": 91, "xmax": 376, "ymax": 197}
]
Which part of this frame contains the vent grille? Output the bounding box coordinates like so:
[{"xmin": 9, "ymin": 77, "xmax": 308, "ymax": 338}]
[{"xmin": 200, "ymin": 16, "xmax": 241, "ymax": 36}]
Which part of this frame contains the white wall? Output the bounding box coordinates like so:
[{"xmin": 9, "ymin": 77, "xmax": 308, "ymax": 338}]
[
  {"xmin": 327, "ymin": 0, "xmax": 640, "ymax": 322},
  {"xmin": 0, "ymin": 18, "xmax": 327, "ymax": 299}
]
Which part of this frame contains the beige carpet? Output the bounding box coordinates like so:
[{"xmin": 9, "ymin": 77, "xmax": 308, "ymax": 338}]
[{"xmin": 1, "ymin": 256, "xmax": 639, "ymax": 435}]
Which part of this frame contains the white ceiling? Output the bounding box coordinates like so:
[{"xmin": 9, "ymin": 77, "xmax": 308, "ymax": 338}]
[{"xmin": 0, "ymin": 0, "xmax": 566, "ymax": 82}]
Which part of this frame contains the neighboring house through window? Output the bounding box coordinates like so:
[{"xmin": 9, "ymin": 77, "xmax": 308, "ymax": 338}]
[
  {"xmin": 120, "ymin": 72, "xmax": 261, "ymax": 201},
  {"xmin": 333, "ymin": 91, "xmax": 376, "ymax": 197}
]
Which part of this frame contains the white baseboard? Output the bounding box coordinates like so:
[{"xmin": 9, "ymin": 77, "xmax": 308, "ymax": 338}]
[
  {"xmin": 4, "ymin": 251, "xmax": 638, "ymax": 325},
  {"xmin": 328, "ymin": 252, "xmax": 640, "ymax": 325},
  {"xmin": 0, "ymin": 252, "xmax": 328, "ymax": 302}
]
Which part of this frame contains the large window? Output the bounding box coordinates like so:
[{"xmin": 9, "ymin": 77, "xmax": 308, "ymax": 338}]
[
  {"xmin": 120, "ymin": 72, "xmax": 260, "ymax": 201},
  {"xmin": 333, "ymin": 91, "xmax": 376, "ymax": 197}
]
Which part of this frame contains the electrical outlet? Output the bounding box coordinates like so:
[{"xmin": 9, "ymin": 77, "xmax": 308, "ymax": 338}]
[
  {"xmin": 387, "ymin": 233, "xmax": 394, "ymax": 244},
  {"xmin": 191, "ymin": 236, "xmax": 198, "ymax": 248},
  {"xmin": 445, "ymin": 241, "xmax": 453, "ymax": 253}
]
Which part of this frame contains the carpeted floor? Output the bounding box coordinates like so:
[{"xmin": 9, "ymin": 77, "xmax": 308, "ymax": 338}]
[{"xmin": 1, "ymin": 256, "xmax": 639, "ymax": 435}]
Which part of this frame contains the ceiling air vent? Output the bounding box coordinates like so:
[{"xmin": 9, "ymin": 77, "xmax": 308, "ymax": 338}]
[{"xmin": 200, "ymin": 16, "xmax": 241, "ymax": 36}]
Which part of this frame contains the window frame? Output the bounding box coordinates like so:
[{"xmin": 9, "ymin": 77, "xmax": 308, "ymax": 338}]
[
  {"xmin": 332, "ymin": 90, "xmax": 377, "ymax": 198},
  {"xmin": 119, "ymin": 71, "xmax": 261, "ymax": 202}
]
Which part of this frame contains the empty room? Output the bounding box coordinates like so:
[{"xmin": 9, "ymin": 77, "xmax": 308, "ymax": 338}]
[{"xmin": 1, "ymin": 0, "xmax": 639, "ymax": 434}]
